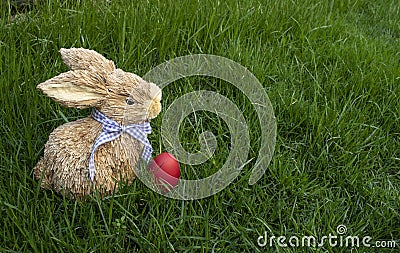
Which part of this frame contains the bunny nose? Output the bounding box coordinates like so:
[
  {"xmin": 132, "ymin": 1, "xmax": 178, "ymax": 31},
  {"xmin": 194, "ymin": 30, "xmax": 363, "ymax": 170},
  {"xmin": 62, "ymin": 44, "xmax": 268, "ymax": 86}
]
[
  {"xmin": 147, "ymin": 98, "xmax": 161, "ymax": 119},
  {"xmin": 147, "ymin": 82, "xmax": 162, "ymax": 119}
]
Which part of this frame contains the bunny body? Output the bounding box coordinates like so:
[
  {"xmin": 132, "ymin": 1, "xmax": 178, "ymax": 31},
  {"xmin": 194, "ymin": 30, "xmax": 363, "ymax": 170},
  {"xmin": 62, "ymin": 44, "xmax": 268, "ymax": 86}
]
[{"xmin": 34, "ymin": 48, "xmax": 161, "ymax": 199}]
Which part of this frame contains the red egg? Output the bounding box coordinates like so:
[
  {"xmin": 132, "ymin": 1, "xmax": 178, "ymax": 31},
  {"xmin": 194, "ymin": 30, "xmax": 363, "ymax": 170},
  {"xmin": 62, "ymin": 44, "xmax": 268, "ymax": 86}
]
[{"xmin": 148, "ymin": 152, "xmax": 180, "ymax": 192}]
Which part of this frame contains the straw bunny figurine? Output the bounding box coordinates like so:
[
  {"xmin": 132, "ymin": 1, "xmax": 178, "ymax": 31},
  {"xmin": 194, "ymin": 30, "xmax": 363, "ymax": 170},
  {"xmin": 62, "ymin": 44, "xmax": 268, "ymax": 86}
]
[{"xmin": 34, "ymin": 48, "xmax": 162, "ymax": 199}]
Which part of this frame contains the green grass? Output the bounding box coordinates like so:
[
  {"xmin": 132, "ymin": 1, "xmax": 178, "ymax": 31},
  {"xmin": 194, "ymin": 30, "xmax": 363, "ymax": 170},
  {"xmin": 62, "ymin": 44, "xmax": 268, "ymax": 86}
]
[{"xmin": 1, "ymin": 0, "xmax": 399, "ymax": 252}]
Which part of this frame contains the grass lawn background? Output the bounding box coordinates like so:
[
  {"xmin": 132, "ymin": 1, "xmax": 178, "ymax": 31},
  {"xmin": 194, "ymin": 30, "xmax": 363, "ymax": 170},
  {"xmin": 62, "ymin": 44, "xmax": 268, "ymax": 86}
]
[{"xmin": 0, "ymin": 0, "xmax": 399, "ymax": 252}]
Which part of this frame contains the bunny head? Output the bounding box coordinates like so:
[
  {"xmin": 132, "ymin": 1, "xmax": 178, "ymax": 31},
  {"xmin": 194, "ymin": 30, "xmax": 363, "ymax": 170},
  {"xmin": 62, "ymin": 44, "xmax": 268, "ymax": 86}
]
[{"xmin": 37, "ymin": 48, "xmax": 162, "ymax": 124}]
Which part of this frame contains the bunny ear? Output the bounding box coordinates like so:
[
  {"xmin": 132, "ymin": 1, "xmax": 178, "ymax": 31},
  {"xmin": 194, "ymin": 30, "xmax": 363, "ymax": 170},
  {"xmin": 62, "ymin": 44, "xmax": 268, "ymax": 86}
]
[
  {"xmin": 60, "ymin": 48, "xmax": 115, "ymax": 75},
  {"xmin": 37, "ymin": 70, "xmax": 107, "ymax": 108}
]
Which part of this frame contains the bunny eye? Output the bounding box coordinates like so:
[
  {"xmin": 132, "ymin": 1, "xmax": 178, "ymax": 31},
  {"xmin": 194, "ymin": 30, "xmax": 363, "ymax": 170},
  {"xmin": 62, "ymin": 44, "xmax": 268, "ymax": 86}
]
[{"xmin": 126, "ymin": 97, "xmax": 135, "ymax": 105}]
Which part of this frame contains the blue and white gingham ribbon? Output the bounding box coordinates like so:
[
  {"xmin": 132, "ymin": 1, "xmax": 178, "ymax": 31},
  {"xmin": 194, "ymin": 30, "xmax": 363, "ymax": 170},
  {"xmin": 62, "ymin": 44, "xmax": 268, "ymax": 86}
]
[{"xmin": 89, "ymin": 108, "xmax": 153, "ymax": 181}]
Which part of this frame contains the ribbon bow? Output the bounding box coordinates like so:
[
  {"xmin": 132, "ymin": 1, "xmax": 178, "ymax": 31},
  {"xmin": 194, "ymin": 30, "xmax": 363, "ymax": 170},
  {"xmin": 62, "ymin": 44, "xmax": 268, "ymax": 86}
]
[{"xmin": 89, "ymin": 108, "xmax": 153, "ymax": 181}]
